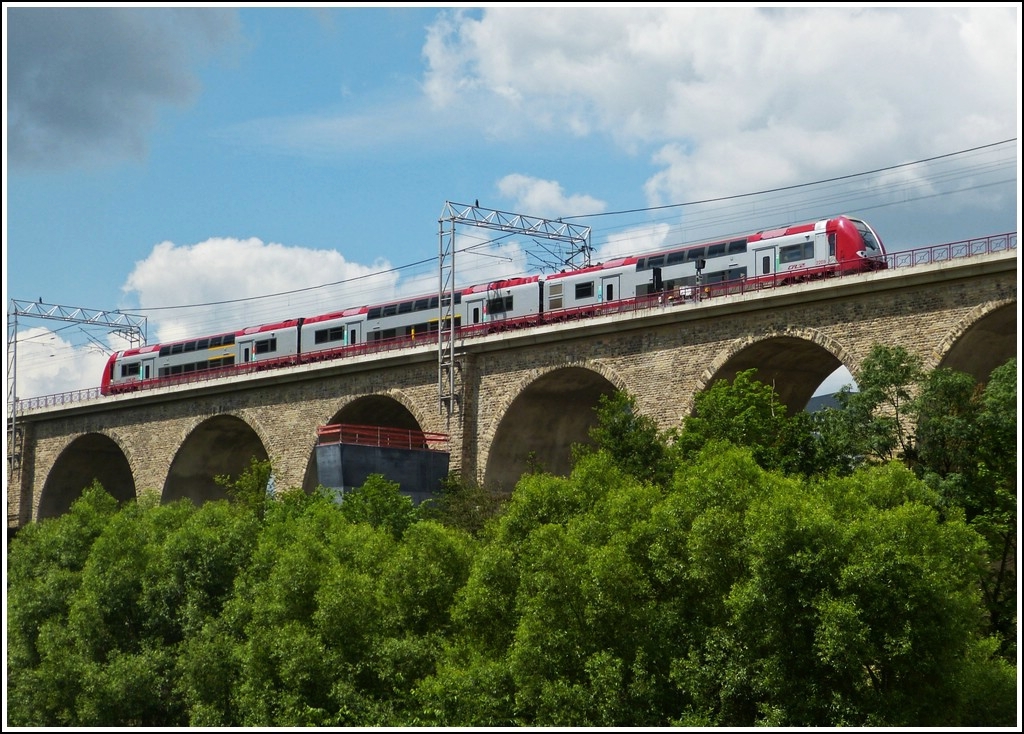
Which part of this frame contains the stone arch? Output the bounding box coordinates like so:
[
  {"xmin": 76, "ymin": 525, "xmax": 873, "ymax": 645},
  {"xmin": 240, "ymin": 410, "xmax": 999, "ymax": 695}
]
[
  {"xmin": 479, "ymin": 360, "xmax": 626, "ymax": 492},
  {"xmin": 932, "ymin": 298, "xmax": 1017, "ymax": 381},
  {"xmin": 692, "ymin": 328, "xmax": 855, "ymax": 416},
  {"xmin": 300, "ymin": 389, "xmax": 429, "ymax": 493},
  {"xmin": 37, "ymin": 432, "xmax": 137, "ymax": 520},
  {"xmin": 163, "ymin": 413, "xmax": 269, "ymax": 506}
]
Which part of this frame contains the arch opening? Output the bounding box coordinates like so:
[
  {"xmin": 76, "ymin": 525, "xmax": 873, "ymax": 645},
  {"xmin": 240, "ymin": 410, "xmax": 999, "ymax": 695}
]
[
  {"xmin": 38, "ymin": 433, "xmax": 136, "ymax": 520},
  {"xmin": 163, "ymin": 415, "xmax": 268, "ymax": 506},
  {"xmin": 483, "ymin": 366, "xmax": 617, "ymax": 492}
]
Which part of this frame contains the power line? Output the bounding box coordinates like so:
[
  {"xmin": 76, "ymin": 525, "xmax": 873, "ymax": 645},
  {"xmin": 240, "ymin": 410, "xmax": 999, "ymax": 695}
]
[
  {"xmin": 68, "ymin": 138, "xmax": 1018, "ymax": 316},
  {"xmin": 560, "ymin": 138, "xmax": 1017, "ymax": 221}
]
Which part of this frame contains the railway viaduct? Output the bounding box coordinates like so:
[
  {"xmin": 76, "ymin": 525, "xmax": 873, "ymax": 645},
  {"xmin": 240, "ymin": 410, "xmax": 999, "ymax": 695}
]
[{"xmin": 7, "ymin": 247, "xmax": 1017, "ymax": 533}]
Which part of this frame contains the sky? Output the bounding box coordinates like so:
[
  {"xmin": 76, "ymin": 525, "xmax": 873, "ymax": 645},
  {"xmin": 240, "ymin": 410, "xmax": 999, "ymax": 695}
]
[{"xmin": 4, "ymin": 4, "xmax": 1021, "ymax": 402}]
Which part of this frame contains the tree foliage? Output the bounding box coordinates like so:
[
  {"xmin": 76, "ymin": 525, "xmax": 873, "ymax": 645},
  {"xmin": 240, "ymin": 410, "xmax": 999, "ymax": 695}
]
[
  {"xmin": 673, "ymin": 368, "xmax": 818, "ymax": 476},
  {"xmin": 7, "ymin": 353, "xmax": 1017, "ymax": 727}
]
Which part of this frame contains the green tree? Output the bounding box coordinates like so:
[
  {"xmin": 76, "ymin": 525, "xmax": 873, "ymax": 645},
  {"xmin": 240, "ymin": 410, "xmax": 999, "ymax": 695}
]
[
  {"xmin": 910, "ymin": 359, "xmax": 1017, "ymax": 659},
  {"xmin": 819, "ymin": 344, "xmax": 923, "ymax": 466},
  {"xmin": 673, "ymin": 368, "xmax": 817, "ymax": 475},
  {"xmin": 6, "ymin": 482, "xmax": 120, "ymax": 726},
  {"xmin": 416, "ymin": 472, "xmax": 509, "ymax": 536},
  {"xmin": 425, "ymin": 440, "xmax": 1016, "ymax": 726},
  {"xmin": 335, "ymin": 474, "xmax": 417, "ymax": 539},
  {"xmin": 216, "ymin": 456, "xmax": 274, "ymax": 519},
  {"xmin": 581, "ymin": 390, "xmax": 674, "ymax": 486}
]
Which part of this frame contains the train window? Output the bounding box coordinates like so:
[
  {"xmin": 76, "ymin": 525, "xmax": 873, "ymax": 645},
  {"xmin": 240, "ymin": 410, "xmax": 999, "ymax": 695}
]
[
  {"xmin": 210, "ymin": 336, "xmax": 222, "ymax": 347},
  {"xmin": 705, "ymin": 270, "xmax": 726, "ymax": 283},
  {"xmin": 183, "ymin": 364, "xmax": 196, "ymax": 374},
  {"xmin": 414, "ymin": 299, "xmax": 430, "ymax": 311},
  {"xmin": 779, "ymin": 242, "xmax": 814, "ymax": 263},
  {"xmin": 489, "ymin": 295, "xmax": 514, "ymax": 313},
  {"xmin": 120, "ymin": 363, "xmax": 141, "ymax": 378},
  {"xmin": 314, "ymin": 326, "xmax": 346, "ymax": 344},
  {"xmin": 184, "ymin": 341, "xmax": 196, "ymax": 353},
  {"xmin": 727, "ymin": 240, "xmax": 748, "ymax": 254},
  {"xmin": 667, "ymin": 251, "xmax": 686, "ymax": 265},
  {"xmin": 254, "ymin": 338, "xmax": 277, "ymax": 354},
  {"xmin": 159, "ymin": 346, "xmax": 170, "ymax": 357},
  {"xmin": 171, "ymin": 343, "xmax": 184, "ymax": 355},
  {"xmin": 197, "ymin": 338, "xmax": 209, "ymax": 350},
  {"xmin": 368, "ymin": 307, "xmax": 382, "ymax": 319},
  {"xmin": 575, "ymin": 281, "xmax": 594, "ymax": 299},
  {"xmin": 170, "ymin": 365, "xmax": 183, "ymax": 376},
  {"xmin": 686, "ymin": 247, "xmax": 706, "ymax": 262},
  {"xmin": 707, "ymin": 244, "xmax": 726, "ymax": 258},
  {"xmin": 398, "ymin": 301, "xmax": 413, "ymax": 314},
  {"xmin": 857, "ymin": 225, "xmax": 881, "ymax": 252},
  {"xmin": 429, "ymin": 296, "xmax": 439, "ymax": 309},
  {"xmin": 548, "ymin": 283, "xmax": 563, "ymax": 296},
  {"xmin": 195, "ymin": 361, "xmax": 208, "ymax": 371},
  {"xmin": 383, "ymin": 304, "xmax": 398, "ymax": 317},
  {"xmin": 223, "ymin": 335, "xmax": 235, "ymax": 346},
  {"xmin": 727, "ymin": 268, "xmax": 748, "ymax": 280},
  {"xmin": 828, "ymin": 233, "xmax": 836, "ymax": 256},
  {"xmin": 647, "ymin": 255, "xmax": 665, "ymax": 269},
  {"xmin": 350, "ymin": 329, "xmax": 358, "ymax": 344},
  {"xmin": 550, "ymin": 296, "xmax": 564, "ymax": 309},
  {"xmin": 636, "ymin": 257, "xmax": 647, "ymax": 271}
]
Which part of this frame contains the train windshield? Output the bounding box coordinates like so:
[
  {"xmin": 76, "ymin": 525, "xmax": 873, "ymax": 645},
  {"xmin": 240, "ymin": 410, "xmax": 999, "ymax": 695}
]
[{"xmin": 852, "ymin": 219, "xmax": 883, "ymax": 254}]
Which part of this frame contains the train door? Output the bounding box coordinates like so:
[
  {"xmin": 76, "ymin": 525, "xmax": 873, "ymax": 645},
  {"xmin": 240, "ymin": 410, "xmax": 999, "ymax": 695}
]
[
  {"xmin": 238, "ymin": 339, "xmax": 253, "ymax": 363},
  {"xmin": 142, "ymin": 357, "xmax": 155, "ymax": 381},
  {"xmin": 601, "ymin": 275, "xmax": 620, "ymax": 302},
  {"xmin": 346, "ymin": 321, "xmax": 362, "ymax": 345},
  {"xmin": 754, "ymin": 247, "xmax": 776, "ymax": 278},
  {"xmin": 467, "ymin": 297, "xmax": 486, "ymax": 324}
]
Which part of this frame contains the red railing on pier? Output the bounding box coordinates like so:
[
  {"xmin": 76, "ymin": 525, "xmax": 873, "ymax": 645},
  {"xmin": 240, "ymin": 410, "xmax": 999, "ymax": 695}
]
[{"xmin": 316, "ymin": 423, "xmax": 449, "ymax": 451}]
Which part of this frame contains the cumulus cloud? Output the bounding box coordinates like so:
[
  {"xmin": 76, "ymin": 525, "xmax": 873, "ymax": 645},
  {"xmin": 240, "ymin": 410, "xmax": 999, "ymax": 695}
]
[
  {"xmin": 422, "ymin": 7, "xmax": 1018, "ymax": 206},
  {"xmin": 6, "ymin": 6, "xmax": 240, "ymax": 170},
  {"xmin": 122, "ymin": 237, "xmax": 399, "ymax": 343},
  {"xmin": 9, "ymin": 326, "xmax": 113, "ymax": 400},
  {"xmin": 495, "ymin": 174, "xmax": 607, "ymax": 219}
]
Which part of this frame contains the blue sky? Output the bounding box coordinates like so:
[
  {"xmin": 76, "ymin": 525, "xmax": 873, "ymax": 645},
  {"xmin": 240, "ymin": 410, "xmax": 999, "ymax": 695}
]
[{"xmin": 4, "ymin": 4, "xmax": 1020, "ymax": 400}]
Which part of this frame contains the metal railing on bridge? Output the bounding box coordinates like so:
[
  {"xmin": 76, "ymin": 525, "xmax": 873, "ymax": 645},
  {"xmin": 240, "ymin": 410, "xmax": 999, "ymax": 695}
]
[{"xmin": 14, "ymin": 230, "xmax": 1016, "ymax": 413}]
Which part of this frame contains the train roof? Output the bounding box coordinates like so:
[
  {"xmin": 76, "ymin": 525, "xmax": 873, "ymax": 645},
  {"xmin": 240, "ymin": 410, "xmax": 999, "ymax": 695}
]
[
  {"xmin": 462, "ymin": 275, "xmax": 541, "ymax": 293},
  {"xmin": 543, "ymin": 257, "xmax": 638, "ymax": 280},
  {"xmin": 241, "ymin": 318, "xmax": 301, "ymax": 335},
  {"xmin": 747, "ymin": 221, "xmax": 817, "ymax": 243},
  {"xmin": 302, "ymin": 305, "xmax": 370, "ymax": 325}
]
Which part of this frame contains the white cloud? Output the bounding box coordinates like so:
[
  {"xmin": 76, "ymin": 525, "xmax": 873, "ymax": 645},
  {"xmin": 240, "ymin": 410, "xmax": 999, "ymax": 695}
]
[
  {"xmin": 9, "ymin": 326, "xmax": 113, "ymax": 399},
  {"xmin": 421, "ymin": 7, "xmax": 1018, "ymax": 207},
  {"xmin": 496, "ymin": 174, "xmax": 607, "ymax": 219},
  {"xmin": 122, "ymin": 237, "xmax": 400, "ymax": 343},
  {"xmin": 594, "ymin": 222, "xmax": 672, "ymax": 263}
]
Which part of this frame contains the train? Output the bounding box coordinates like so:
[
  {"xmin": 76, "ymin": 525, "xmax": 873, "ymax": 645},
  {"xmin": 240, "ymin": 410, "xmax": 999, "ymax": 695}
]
[{"xmin": 100, "ymin": 215, "xmax": 887, "ymax": 395}]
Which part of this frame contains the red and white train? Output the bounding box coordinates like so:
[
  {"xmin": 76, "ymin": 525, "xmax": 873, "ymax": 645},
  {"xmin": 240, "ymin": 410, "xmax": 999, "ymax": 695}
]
[{"xmin": 101, "ymin": 215, "xmax": 886, "ymax": 395}]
